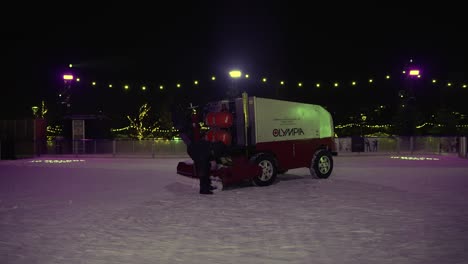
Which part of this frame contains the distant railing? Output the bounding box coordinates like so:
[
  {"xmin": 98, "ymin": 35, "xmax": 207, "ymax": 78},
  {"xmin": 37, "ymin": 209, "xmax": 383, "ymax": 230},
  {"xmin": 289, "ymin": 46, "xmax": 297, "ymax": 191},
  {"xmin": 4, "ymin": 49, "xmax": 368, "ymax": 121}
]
[
  {"xmin": 334, "ymin": 136, "xmax": 464, "ymax": 155},
  {"xmin": 50, "ymin": 138, "xmax": 189, "ymax": 158},
  {"xmin": 1, "ymin": 136, "xmax": 467, "ymax": 160}
]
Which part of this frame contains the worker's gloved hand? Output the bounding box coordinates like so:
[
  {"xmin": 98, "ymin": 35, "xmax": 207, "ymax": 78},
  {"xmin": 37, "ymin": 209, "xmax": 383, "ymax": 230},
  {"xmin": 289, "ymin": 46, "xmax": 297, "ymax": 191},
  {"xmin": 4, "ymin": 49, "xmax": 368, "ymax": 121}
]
[{"xmin": 219, "ymin": 156, "xmax": 232, "ymax": 166}]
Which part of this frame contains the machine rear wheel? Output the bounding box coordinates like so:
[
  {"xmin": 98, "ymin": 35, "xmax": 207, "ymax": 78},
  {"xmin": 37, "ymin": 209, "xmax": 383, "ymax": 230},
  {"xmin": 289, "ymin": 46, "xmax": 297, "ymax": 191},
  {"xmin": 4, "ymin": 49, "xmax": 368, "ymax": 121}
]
[{"xmin": 309, "ymin": 149, "xmax": 333, "ymax": 179}]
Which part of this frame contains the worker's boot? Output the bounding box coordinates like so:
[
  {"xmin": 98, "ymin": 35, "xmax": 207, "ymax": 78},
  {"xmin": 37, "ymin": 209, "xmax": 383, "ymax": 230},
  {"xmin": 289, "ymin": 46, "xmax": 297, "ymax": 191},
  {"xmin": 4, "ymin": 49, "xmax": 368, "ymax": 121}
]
[{"xmin": 198, "ymin": 163, "xmax": 213, "ymax": 195}]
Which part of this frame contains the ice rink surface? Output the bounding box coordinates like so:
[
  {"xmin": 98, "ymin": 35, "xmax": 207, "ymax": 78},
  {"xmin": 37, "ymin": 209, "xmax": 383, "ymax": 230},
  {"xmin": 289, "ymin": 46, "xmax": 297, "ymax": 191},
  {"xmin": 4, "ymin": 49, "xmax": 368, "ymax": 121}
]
[{"xmin": 1, "ymin": 154, "xmax": 468, "ymax": 264}]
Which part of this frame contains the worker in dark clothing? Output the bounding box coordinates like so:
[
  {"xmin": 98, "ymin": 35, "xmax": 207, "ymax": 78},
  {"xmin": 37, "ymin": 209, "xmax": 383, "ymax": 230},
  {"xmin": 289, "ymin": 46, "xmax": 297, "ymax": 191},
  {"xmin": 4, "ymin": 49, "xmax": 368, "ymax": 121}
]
[
  {"xmin": 171, "ymin": 103, "xmax": 226, "ymax": 194},
  {"xmin": 187, "ymin": 140, "xmax": 214, "ymax": 194}
]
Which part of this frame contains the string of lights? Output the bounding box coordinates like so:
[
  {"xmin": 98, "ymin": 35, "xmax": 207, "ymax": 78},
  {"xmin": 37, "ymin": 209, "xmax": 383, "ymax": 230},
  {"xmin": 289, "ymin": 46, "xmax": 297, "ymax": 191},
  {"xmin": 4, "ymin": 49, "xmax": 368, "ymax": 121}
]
[
  {"xmin": 64, "ymin": 64, "xmax": 468, "ymax": 91},
  {"xmin": 64, "ymin": 74, "xmax": 468, "ymax": 91}
]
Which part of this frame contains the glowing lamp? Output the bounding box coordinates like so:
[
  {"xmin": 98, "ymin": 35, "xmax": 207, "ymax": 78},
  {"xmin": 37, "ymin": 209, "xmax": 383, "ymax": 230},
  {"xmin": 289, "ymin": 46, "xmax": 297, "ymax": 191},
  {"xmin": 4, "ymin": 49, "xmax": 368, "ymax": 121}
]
[
  {"xmin": 409, "ymin": 69, "xmax": 420, "ymax": 76},
  {"xmin": 229, "ymin": 70, "xmax": 242, "ymax": 78},
  {"xmin": 63, "ymin": 74, "xmax": 74, "ymax": 80}
]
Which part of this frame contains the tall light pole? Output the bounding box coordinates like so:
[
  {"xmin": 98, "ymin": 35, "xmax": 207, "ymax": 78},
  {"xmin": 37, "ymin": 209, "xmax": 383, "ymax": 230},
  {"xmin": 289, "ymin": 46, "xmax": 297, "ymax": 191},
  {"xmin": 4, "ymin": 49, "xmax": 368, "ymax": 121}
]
[
  {"xmin": 405, "ymin": 66, "xmax": 421, "ymax": 138},
  {"xmin": 227, "ymin": 70, "xmax": 242, "ymax": 99},
  {"xmin": 60, "ymin": 74, "xmax": 74, "ymax": 117},
  {"xmin": 407, "ymin": 69, "xmax": 420, "ymax": 101}
]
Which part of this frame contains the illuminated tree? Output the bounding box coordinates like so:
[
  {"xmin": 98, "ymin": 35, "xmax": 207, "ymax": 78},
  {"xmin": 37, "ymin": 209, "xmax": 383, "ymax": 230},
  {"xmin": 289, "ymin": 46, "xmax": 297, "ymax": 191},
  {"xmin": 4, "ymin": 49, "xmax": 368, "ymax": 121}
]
[
  {"xmin": 40, "ymin": 100, "xmax": 48, "ymax": 118},
  {"xmin": 32, "ymin": 106, "xmax": 39, "ymax": 118},
  {"xmin": 429, "ymin": 107, "xmax": 459, "ymax": 135},
  {"xmin": 31, "ymin": 100, "xmax": 48, "ymax": 119},
  {"xmin": 127, "ymin": 103, "xmax": 157, "ymax": 140}
]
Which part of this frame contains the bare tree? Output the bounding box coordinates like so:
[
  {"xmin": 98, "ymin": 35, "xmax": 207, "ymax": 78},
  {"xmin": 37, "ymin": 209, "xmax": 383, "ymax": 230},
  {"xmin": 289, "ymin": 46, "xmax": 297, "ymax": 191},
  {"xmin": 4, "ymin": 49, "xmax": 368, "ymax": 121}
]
[
  {"xmin": 31, "ymin": 100, "xmax": 48, "ymax": 119},
  {"xmin": 126, "ymin": 103, "xmax": 156, "ymax": 140}
]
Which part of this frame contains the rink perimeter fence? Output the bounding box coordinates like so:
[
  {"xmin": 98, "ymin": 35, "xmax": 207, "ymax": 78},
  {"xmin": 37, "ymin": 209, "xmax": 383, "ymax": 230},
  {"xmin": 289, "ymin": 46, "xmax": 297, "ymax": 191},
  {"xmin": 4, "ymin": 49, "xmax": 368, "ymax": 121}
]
[{"xmin": 1, "ymin": 136, "xmax": 467, "ymax": 160}]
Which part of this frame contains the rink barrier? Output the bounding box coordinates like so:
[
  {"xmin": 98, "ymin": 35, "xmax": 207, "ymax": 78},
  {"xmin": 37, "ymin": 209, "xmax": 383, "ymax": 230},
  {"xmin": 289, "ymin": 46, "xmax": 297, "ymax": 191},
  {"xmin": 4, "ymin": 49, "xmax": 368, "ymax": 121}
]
[{"xmin": 0, "ymin": 136, "xmax": 467, "ymax": 159}]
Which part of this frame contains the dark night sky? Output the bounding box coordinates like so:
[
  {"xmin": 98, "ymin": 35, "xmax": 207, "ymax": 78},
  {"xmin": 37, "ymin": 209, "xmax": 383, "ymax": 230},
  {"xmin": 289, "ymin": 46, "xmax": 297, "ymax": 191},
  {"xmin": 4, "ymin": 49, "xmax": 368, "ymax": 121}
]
[{"xmin": 2, "ymin": 2, "xmax": 468, "ymax": 120}]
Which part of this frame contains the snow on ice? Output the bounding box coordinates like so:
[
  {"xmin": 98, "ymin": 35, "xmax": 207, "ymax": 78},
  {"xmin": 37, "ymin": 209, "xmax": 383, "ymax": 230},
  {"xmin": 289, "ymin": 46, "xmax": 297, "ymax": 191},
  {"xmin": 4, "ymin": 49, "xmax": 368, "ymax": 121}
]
[{"xmin": 1, "ymin": 154, "xmax": 468, "ymax": 264}]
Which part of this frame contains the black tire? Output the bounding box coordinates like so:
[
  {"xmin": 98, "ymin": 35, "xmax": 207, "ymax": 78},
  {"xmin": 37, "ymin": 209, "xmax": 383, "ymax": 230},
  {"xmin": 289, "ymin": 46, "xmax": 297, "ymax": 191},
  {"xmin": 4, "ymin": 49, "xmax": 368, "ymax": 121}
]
[
  {"xmin": 252, "ymin": 154, "xmax": 277, "ymax": 186},
  {"xmin": 309, "ymin": 149, "xmax": 333, "ymax": 179}
]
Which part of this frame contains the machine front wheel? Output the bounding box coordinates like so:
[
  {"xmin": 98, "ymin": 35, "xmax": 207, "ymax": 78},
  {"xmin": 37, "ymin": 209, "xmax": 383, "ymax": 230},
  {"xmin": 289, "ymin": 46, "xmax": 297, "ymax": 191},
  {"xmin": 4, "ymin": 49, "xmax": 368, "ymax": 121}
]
[{"xmin": 252, "ymin": 154, "xmax": 277, "ymax": 186}]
